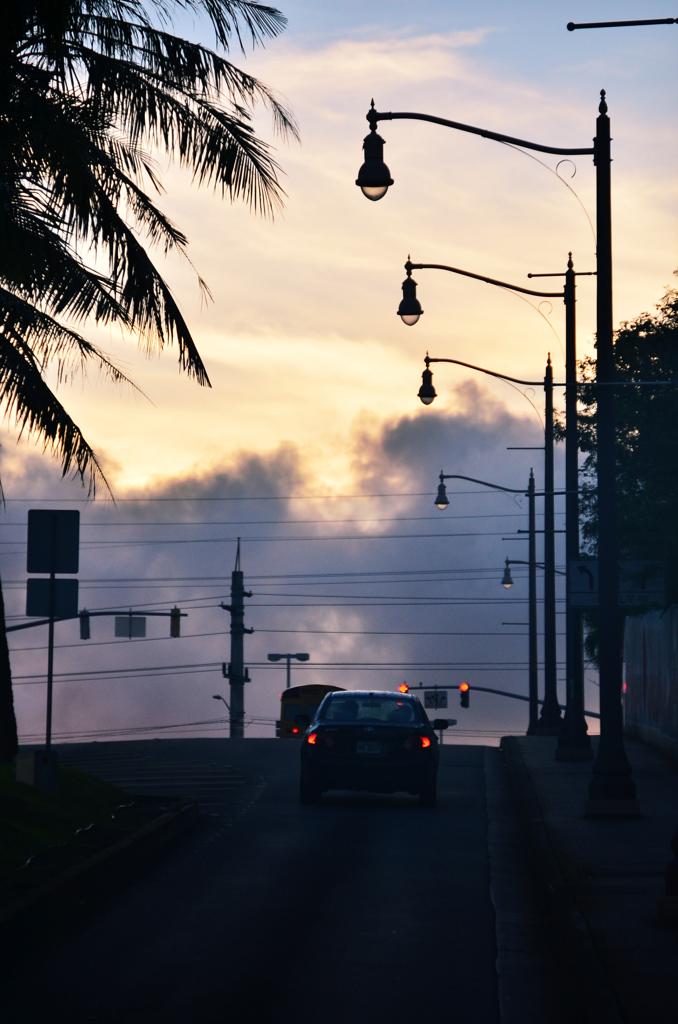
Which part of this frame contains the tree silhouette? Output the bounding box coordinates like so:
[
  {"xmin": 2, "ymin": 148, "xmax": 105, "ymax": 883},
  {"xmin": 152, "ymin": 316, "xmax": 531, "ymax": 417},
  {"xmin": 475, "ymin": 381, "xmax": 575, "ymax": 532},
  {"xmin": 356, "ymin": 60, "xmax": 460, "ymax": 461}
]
[
  {"xmin": 559, "ymin": 278, "xmax": 678, "ymax": 664},
  {"xmin": 0, "ymin": 0, "xmax": 298, "ymax": 759}
]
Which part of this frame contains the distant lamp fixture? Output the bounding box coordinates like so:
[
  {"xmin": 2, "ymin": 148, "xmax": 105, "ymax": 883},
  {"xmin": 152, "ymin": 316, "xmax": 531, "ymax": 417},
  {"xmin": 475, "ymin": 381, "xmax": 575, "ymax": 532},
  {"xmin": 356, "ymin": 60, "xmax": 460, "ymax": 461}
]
[
  {"xmin": 435, "ymin": 473, "xmax": 449, "ymax": 510},
  {"xmin": 418, "ymin": 359, "xmax": 436, "ymax": 405},
  {"xmin": 398, "ymin": 260, "xmax": 423, "ymax": 326},
  {"xmin": 268, "ymin": 651, "xmax": 310, "ymax": 690},
  {"xmin": 501, "ymin": 559, "xmax": 514, "ymax": 589},
  {"xmin": 356, "ymin": 104, "xmax": 393, "ymax": 201}
]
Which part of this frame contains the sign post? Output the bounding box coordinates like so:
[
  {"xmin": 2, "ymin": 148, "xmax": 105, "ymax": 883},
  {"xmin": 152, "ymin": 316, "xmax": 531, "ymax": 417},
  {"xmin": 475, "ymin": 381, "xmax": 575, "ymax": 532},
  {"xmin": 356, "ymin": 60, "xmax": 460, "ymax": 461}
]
[{"xmin": 24, "ymin": 510, "xmax": 80, "ymax": 791}]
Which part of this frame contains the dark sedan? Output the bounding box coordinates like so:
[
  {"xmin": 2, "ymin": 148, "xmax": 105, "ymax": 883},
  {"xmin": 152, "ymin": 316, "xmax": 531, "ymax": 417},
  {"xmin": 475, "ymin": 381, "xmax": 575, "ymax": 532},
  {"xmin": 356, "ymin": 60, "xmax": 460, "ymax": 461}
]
[{"xmin": 298, "ymin": 690, "xmax": 447, "ymax": 806}]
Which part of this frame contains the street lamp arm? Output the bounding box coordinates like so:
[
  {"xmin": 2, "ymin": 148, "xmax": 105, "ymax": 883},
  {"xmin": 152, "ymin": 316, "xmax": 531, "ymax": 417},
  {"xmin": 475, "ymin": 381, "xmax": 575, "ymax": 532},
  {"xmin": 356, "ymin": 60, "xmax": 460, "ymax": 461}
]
[
  {"xmin": 368, "ymin": 109, "xmax": 594, "ymax": 157},
  {"xmin": 507, "ymin": 558, "xmax": 567, "ymax": 576},
  {"xmin": 568, "ymin": 18, "xmax": 677, "ymax": 30},
  {"xmin": 440, "ymin": 472, "xmax": 525, "ymax": 495},
  {"xmin": 408, "ymin": 262, "xmax": 562, "ymax": 299},
  {"xmin": 426, "ymin": 356, "xmax": 548, "ymax": 388},
  {"xmin": 425, "ymin": 356, "xmax": 675, "ymax": 390}
]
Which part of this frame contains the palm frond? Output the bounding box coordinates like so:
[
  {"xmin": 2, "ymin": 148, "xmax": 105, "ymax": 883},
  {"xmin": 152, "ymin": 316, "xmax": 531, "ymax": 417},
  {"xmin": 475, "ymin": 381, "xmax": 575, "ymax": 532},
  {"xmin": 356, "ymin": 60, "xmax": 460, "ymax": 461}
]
[
  {"xmin": 0, "ymin": 329, "xmax": 109, "ymax": 495},
  {"xmin": 0, "ymin": 287, "xmax": 146, "ymax": 393}
]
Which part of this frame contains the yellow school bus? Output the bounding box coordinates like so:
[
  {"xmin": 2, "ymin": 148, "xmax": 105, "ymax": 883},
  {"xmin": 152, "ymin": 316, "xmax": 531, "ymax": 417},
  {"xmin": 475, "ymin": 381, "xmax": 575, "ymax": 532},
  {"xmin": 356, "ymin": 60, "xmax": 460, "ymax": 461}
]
[{"xmin": 277, "ymin": 684, "xmax": 345, "ymax": 738}]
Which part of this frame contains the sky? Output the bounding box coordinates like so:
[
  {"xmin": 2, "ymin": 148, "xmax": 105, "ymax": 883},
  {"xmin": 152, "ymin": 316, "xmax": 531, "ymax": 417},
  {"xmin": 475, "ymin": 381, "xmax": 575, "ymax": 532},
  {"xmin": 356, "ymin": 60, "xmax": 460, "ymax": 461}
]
[{"xmin": 3, "ymin": 0, "xmax": 677, "ymax": 746}]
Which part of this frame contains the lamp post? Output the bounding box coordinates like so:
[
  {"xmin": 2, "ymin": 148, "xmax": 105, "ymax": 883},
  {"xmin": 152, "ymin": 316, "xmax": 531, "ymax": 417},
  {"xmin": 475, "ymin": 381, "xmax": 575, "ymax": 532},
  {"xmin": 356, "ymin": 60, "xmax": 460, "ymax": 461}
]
[
  {"xmin": 357, "ymin": 93, "xmax": 638, "ymax": 810},
  {"xmin": 529, "ymin": 257, "xmax": 593, "ymax": 758},
  {"xmin": 401, "ymin": 252, "xmax": 594, "ymax": 743},
  {"xmin": 436, "ymin": 471, "xmax": 539, "ymax": 733},
  {"xmin": 267, "ymin": 652, "xmax": 310, "ymax": 689},
  {"xmin": 427, "ymin": 356, "xmax": 563, "ymax": 734}
]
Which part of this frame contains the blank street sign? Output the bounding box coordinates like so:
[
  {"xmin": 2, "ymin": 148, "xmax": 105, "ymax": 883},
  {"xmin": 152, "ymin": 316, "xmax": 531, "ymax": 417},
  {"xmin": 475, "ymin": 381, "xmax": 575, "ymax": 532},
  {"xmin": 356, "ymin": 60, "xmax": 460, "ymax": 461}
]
[
  {"xmin": 569, "ymin": 559, "xmax": 665, "ymax": 607},
  {"xmin": 26, "ymin": 578, "xmax": 79, "ymax": 618},
  {"xmin": 27, "ymin": 510, "xmax": 80, "ymax": 574},
  {"xmin": 424, "ymin": 690, "xmax": 448, "ymax": 709},
  {"xmin": 619, "ymin": 560, "xmax": 665, "ymax": 606},
  {"xmin": 115, "ymin": 616, "xmax": 146, "ymax": 639}
]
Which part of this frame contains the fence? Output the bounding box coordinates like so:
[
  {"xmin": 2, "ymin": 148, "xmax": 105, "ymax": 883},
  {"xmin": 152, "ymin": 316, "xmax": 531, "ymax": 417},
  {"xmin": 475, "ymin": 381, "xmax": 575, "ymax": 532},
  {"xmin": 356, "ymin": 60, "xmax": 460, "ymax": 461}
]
[{"xmin": 624, "ymin": 606, "xmax": 678, "ymax": 759}]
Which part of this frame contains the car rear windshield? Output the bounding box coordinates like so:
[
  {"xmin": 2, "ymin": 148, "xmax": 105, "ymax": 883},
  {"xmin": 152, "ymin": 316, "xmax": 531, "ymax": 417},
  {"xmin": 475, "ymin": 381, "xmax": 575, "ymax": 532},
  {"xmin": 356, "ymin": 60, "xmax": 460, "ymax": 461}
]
[{"xmin": 319, "ymin": 696, "xmax": 423, "ymax": 725}]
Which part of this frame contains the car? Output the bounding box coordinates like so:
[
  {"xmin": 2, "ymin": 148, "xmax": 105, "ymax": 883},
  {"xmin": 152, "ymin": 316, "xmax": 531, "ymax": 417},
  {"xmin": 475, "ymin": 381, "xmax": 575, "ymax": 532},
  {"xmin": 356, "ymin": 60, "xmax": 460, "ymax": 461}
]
[{"xmin": 298, "ymin": 690, "xmax": 448, "ymax": 807}]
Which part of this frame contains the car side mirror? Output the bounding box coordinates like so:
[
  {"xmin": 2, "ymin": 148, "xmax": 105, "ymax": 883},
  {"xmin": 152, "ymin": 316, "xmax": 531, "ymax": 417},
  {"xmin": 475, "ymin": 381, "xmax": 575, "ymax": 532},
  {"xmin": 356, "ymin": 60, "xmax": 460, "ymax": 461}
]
[
  {"xmin": 432, "ymin": 719, "xmax": 449, "ymax": 731},
  {"xmin": 295, "ymin": 713, "xmax": 311, "ymax": 728}
]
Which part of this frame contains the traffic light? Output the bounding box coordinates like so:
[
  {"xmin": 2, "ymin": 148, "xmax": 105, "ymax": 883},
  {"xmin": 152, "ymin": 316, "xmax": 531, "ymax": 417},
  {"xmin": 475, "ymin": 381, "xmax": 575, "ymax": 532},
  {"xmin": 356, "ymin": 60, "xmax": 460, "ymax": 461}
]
[
  {"xmin": 79, "ymin": 610, "xmax": 90, "ymax": 640},
  {"xmin": 460, "ymin": 682, "xmax": 470, "ymax": 709},
  {"xmin": 398, "ymin": 683, "xmax": 409, "ymax": 693},
  {"xmin": 170, "ymin": 606, "xmax": 181, "ymax": 637}
]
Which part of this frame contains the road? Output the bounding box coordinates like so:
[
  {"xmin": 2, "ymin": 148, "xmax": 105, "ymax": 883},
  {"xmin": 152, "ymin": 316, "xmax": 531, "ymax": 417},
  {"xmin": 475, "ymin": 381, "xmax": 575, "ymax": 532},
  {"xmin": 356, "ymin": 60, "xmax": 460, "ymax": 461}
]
[{"xmin": 3, "ymin": 739, "xmax": 562, "ymax": 1024}]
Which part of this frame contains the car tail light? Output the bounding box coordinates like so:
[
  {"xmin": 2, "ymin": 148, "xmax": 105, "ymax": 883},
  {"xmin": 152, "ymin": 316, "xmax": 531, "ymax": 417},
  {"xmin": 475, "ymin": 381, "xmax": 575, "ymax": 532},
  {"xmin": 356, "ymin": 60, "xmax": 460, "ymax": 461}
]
[
  {"xmin": 307, "ymin": 732, "xmax": 318, "ymax": 744},
  {"xmin": 292, "ymin": 727, "xmax": 299, "ymax": 734},
  {"xmin": 403, "ymin": 734, "xmax": 432, "ymax": 750}
]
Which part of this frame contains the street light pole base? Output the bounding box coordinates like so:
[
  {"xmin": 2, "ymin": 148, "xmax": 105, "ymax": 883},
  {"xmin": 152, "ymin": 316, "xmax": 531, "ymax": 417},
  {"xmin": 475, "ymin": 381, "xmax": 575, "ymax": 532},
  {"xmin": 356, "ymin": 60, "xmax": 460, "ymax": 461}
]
[
  {"xmin": 555, "ymin": 746, "xmax": 594, "ymax": 761},
  {"xmin": 535, "ymin": 722, "xmax": 562, "ymax": 737},
  {"xmin": 584, "ymin": 798, "xmax": 641, "ymax": 818}
]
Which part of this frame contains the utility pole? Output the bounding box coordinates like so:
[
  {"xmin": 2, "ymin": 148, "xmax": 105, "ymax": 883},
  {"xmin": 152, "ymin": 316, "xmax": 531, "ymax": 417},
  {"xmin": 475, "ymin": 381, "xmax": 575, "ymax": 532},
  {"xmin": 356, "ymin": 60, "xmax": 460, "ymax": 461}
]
[
  {"xmin": 220, "ymin": 540, "xmax": 252, "ymax": 738},
  {"xmin": 538, "ymin": 356, "xmax": 563, "ymax": 734},
  {"xmin": 558, "ymin": 255, "xmax": 592, "ymax": 758},
  {"xmin": 527, "ymin": 470, "xmax": 538, "ymax": 735}
]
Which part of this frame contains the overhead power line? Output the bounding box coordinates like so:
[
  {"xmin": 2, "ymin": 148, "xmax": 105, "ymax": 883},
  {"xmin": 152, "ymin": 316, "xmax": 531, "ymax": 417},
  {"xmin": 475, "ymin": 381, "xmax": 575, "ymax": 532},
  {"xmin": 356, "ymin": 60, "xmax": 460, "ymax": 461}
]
[
  {"xmin": 0, "ymin": 528, "xmax": 543, "ymax": 549},
  {"xmin": 9, "ymin": 628, "xmax": 537, "ymax": 653},
  {"xmin": 13, "ymin": 659, "xmax": 565, "ymax": 685},
  {"xmin": 0, "ymin": 487, "xmax": 540, "ymax": 502},
  {"xmin": 0, "ymin": 510, "xmax": 559, "ymax": 527}
]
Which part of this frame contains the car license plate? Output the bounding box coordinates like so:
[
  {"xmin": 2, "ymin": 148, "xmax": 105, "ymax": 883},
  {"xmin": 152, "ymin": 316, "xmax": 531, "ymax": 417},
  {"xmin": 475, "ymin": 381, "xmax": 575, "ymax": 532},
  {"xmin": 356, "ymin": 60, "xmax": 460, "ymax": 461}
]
[{"xmin": 356, "ymin": 741, "xmax": 381, "ymax": 754}]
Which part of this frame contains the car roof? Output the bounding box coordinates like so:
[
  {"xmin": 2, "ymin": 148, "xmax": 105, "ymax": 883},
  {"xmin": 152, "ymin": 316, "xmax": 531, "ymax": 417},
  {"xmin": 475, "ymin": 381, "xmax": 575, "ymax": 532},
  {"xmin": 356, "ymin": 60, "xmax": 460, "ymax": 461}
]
[{"xmin": 323, "ymin": 690, "xmax": 417, "ymax": 699}]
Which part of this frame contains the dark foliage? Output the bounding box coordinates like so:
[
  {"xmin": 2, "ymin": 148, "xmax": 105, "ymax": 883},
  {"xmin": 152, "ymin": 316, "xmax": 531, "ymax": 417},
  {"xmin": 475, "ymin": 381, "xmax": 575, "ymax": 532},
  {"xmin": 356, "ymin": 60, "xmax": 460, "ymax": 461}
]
[
  {"xmin": 558, "ymin": 278, "xmax": 678, "ymax": 662},
  {"xmin": 0, "ymin": 0, "xmax": 297, "ymax": 492},
  {"xmin": 0, "ymin": 0, "xmax": 297, "ymax": 760}
]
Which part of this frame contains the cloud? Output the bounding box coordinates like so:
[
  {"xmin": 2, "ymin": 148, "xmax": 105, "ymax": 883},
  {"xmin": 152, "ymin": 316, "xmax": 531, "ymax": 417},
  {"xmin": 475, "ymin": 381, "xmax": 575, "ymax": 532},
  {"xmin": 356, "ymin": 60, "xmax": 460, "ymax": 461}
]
[{"xmin": 4, "ymin": 386, "xmax": 560, "ymax": 747}]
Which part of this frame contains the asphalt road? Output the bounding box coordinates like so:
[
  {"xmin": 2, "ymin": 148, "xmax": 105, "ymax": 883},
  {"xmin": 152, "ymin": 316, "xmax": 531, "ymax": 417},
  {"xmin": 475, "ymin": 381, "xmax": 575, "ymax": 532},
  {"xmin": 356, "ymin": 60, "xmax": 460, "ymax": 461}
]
[{"xmin": 5, "ymin": 739, "xmax": 503, "ymax": 1024}]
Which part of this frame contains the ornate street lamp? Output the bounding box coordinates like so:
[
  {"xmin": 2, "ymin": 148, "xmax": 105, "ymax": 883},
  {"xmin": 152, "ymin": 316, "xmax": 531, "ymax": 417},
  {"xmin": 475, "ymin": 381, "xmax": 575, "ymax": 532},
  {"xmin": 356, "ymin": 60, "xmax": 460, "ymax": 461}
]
[
  {"xmin": 501, "ymin": 559, "xmax": 514, "ymax": 589},
  {"xmin": 355, "ymin": 103, "xmax": 394, "ymax": 201},
  {"xmin": 398, "ymin": 262, "xmax": 423, "ymax": 325},
  {"xmin": 402, "ymin": 254, "xmax": 593, "ymax": 747},
  {"xmin": 418, "ymin": 363, "xmax": 436, "ymax": 406},
  {"xmin": 357, "ymin": 94, "xmax": 638, "ymax": 811},
  {"xmin": 427, "ymin": 352, "xmax": 563, "ymax": 736},
  {"xmin": 438, "ymin": 471, "xmax": 540, "ymax": 734}
]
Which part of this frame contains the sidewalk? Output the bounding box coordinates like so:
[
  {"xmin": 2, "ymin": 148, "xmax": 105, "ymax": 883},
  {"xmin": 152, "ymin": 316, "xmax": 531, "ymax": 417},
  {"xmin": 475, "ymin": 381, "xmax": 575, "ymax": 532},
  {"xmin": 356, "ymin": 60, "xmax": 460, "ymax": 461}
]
[{"xmin": 502, "ymin": 735, "xmax": 678, "ymax": 1024}]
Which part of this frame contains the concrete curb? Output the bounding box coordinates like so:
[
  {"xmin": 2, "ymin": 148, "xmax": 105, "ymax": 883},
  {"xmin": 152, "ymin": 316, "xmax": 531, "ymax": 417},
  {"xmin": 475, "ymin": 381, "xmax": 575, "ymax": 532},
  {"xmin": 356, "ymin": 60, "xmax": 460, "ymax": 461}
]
[
  {"xmin": 500, "ymin": 737, "xmax": 625, "ymax": 1024},
  {"xmin": 0, "ymin": 801, "xmax": 199, "ymax": 934}
]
